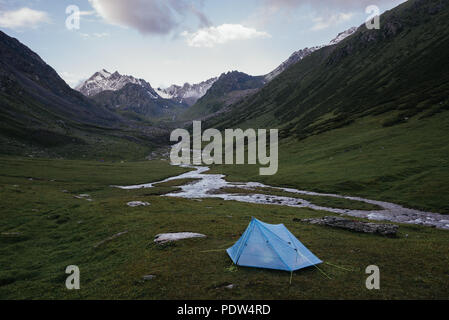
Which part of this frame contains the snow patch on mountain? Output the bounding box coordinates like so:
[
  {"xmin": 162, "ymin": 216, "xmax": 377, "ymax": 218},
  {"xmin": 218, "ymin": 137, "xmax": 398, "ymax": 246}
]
[
  {"xmin": 265, "ymin": 27, "xmax": 358, "ymax": 82},
  {"xmin": 265, "ymin": 46, "xmax": 324, "ymax": 82},
  {"xmin": 328, "ymin": 27, "xmax": 358, "ymax": 46}
]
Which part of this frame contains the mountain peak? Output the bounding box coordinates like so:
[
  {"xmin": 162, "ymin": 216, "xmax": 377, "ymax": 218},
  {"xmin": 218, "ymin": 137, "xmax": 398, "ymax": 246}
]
[
  {"xmin": 156, "ymin": 77, "xmax": 218, "ymax": 106},
  {"xmin": 265, "ymin": 26, "xmax": 357, "ymax": 82},
  {"xmin": 328, "ymin": 27, "xmax": 358, "ymax": 46},
  {"xmin": 76, "ymin": 70, "xmax": 158, "ymax": 98}
]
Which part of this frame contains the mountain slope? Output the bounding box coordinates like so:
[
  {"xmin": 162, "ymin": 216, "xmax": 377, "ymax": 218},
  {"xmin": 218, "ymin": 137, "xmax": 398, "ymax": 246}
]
[
  {"xmin": 180, "ymin": 71, "xmax": 266, "ymax": 120},
  {"xmin": 92, "ymin": 83, "xmax": 186, "ymax": 120},
  {"xmin": 265, "ymin": 27, "xmax": 357, "ymax": 82},
  {"xmin": 0, "ymin": 31, "xmax": 165, "ymax": 158},
  {"xmin": 180, "ymin": 27, "xmax": 359, "ymax": 121},
  {"xmin": 0, "ymin": 32, "xmax": 120, "ymax": 127},
  {"xmin": 205, "ymin": 0, "xmax": 449, "ymax": 214},
  {"xmin": 206, "ymin": 0, "xmax": 449, "ymax": 139}
]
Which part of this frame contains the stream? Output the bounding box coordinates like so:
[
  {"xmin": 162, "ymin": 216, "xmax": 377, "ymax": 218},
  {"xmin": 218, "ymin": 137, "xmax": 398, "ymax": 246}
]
[{"xmin": 117, "ymin": 164, "xmax": 449, "ymax": 230}]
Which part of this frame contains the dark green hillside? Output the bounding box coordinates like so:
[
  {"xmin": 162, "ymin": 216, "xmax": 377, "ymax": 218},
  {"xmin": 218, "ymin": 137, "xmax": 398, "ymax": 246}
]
[
  {"xmin": 206, "ymin": 0, "xmax": 449, "ymax": 138},
  {"xmin": 204, "ymin": 0, "xmax": 449, "ymax": 214},
  {"xmin": 0, "ymin": 31, "xmax": 168, "ymax": 159},
  {"xmin": 181, "ymin": 71, "xmax": 266, "ymax": 120}
]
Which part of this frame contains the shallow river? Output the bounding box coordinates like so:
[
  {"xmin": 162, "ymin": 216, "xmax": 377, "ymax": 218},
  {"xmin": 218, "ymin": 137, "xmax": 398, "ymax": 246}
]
[{"xmin": 117, "ymin": 165, "xmax": 449, "ymax": 230}]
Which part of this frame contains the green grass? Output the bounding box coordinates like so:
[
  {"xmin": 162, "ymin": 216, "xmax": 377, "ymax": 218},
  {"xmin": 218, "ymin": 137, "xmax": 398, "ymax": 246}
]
[
  {"xmin": 209, "ymin": 111, "xmax": 449, "ymax": 214},
  {"xmin": 1, "ymin": 158, "xmax": 448, "ymax": 300}
]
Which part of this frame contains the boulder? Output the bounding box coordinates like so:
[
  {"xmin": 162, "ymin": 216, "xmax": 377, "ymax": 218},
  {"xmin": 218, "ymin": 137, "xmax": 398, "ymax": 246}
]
[
  {"xmin": 143, "ymin": 275, "xmax": 156, "ymax": 281},
  {"xmin": 154, "ymin": 232, "xmax": 206, "ymax": 244},
  {"xmin": 301, "ymin": 216, "xmax": 398, "ymax": 236},
  {"xmin": 127, "ymin": 201, "xmax": 150, "ymax": 207}
]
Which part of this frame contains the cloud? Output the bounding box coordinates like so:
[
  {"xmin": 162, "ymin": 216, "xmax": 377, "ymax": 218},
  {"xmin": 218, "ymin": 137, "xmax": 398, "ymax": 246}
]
[
  {"xmin": 59, "ymin": 71, "xmax": 85, "ymax": 88},
  {"xmin": 311, "ymin": 12, "xmax": 353, "ymax": 30},
  {"xmin": 0, "ymin": 7, "xmax": 50, "ymax": 29},
  {"xmin": 182, "ymin": 24, "xmax": 271, "ymax": 48},
  {"xmin": 88, "ymin": 0, "xmax": 210, "ymax": 35},
  {"xmin": 80, "ymin": 32, "xmax": 110, "ymax": 39}
]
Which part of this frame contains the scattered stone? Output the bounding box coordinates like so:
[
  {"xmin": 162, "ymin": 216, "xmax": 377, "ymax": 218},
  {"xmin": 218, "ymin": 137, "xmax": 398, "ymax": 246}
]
[
  {"xmin": 62, "ymin": 190, "xmax": 69, "ymax": 193},
  {"xmin": 154, "ymin": 232, "xmax": 207, "ymax": 244},
  {"xmin": 94, "ymin": 231, "xmax": 128, "ymax": 248},
  {"xmin": 225, "ymin": 284, "xmax": 236, "ymax": 289},
  {"xmin": 300, "ymin": 216, "xmax": 398, "ymax": 236},
  {"xmin": 74, "ymin": 194, "xmax": 93, "ymax": 201},
  {"xmin": 127, "ymin": 201, "xmax": 150, "ymax": 207},
  {"xmin": 143, "ymin": 275, "xmax": 156, "ymax": 281}
]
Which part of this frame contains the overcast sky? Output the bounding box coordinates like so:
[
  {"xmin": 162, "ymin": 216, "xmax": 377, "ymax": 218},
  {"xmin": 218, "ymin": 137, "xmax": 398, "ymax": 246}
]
[{"xmin": 0, "ymin": 0, "xmax": 405, "ymax": 88}]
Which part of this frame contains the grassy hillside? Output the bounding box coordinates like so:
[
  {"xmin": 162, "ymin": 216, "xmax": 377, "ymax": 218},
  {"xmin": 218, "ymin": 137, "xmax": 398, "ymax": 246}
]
[
  {"xmin": 206, "ymin": 0, "xmax": 449, "ymax": 138},
  {"xmin": 0, "ymin": 158, "xmax": 448, "ymax": 299},
  {"xmin": 209, "ymin": 110, "xmax": 449, "ymax": 214},
  {"xmin": 201, "ymin": 0, "xmax": 449, "ymax": 214},
  {"xmin": 180, "ymin": 71, "xmax": 265, "ymax": 121}
]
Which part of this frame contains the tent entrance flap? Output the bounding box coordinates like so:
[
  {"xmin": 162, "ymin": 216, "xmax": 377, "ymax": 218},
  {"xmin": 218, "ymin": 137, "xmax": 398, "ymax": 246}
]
[{"xmin": 226, "ymin": 218, "xmax": 322, "ymax": 272}]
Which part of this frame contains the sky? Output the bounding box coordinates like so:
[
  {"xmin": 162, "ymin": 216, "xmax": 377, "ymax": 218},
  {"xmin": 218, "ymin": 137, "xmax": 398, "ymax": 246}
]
[{"xmin": 0, "ymin": 0, "xmax": 406, "ymax": 88}]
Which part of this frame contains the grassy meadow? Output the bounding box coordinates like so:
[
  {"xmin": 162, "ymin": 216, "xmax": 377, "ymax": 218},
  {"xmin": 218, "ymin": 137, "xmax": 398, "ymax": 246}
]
[
  {"xmin": 0, "ymin": 157, "xmax": 448, "ymax": 300},
  {"xmin": 209, "ymin": 111, "xmax": 449, "ymax": 214}
]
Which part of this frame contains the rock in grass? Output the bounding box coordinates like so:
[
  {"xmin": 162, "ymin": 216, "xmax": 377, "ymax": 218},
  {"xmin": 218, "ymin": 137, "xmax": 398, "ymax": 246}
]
[
  {"xmin": 94, "ymin": 231, "xmax": 128, "ymax": 248},
  {"xmin": 127, "ymin": 201, "xmax": 150, "ymax": 207},
  {"xmin": 74, "ymin": 194, "xmax": 92, "ymax": 201},
  {"xmin": 301, "ymin": 216, "xmax": 398, "ymax": 236},
  {"xmin": 143, "ymin": 275, "xmax": 156, "ymax": 281},
  {"xmin": 154, "ymin": 232, "xmax": 206, "ymax": 244}
]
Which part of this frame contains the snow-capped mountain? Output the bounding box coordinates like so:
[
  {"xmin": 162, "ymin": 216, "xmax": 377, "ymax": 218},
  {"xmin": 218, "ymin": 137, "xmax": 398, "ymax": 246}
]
[
  {"xmin": 265, "ymin": 27, "xmax": 358, "ymax": 82},
  {"xmin": 156, "ymin": 77, "xmax": 218, "ymax": 107},
  {"xmin": 328, "ymin": 27, "xmax": 358, "ymax": 46},
  {"xmin": 265, "ymin": 46, "xmax": 324, "ymax": 82},
  {"xmin": 76, "ymin": 69, "xmax": 159, "ymax": 99}
]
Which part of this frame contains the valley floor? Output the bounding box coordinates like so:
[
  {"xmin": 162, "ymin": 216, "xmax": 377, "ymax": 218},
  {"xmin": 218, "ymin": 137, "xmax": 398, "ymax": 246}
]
[{"xmin": 0, "ymin": 157, "xmax": 448, "ymax": 299}]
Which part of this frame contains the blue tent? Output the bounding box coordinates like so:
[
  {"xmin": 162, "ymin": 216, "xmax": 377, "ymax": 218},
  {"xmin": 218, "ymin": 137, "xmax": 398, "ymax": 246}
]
[{"xmin": 227, "ymin": 218, "xmax": 322, "ymax": 272}]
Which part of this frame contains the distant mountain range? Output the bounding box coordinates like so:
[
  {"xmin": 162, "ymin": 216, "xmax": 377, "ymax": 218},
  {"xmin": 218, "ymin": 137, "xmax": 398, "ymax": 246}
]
[
  {"xmin": 74, "ymin": 26, "xmax": 358, "ymax": 121},
  {"xmin": 3, "ymin": 0, "xmax": 445, "ymax": 160},
  {"xmin": 76, "ymin": 69, "xmax": 159, "ymax": 98},
  {"xmin": 156, "ymin": 77, "xmax": 218, "ymax": 107},
  {"xmin": 76, "ymin": 70, "xmax": 217, "ymax": 107}
]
